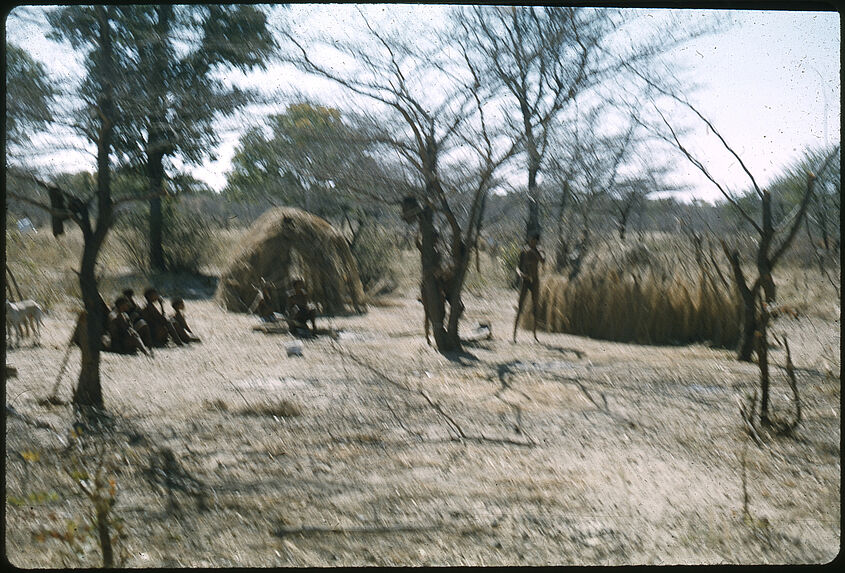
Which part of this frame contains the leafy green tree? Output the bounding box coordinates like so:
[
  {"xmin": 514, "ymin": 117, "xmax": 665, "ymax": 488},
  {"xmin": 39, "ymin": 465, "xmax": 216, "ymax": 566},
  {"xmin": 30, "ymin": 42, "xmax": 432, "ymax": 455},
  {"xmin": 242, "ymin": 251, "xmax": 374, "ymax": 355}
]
[
  {"xmin": 42, "ymin": 5, "xmax": 121, "ymax": 409},
  {"xmin": 114, "ymin": 5, "xmax": 276, "ymax": 271},
  {"xmin": 226, "ymin": 103, "xmax": 356, "ymax": 215},
  {"xmin": 5, "ymin": 42, "xmax": 58, "ymax": 149}
]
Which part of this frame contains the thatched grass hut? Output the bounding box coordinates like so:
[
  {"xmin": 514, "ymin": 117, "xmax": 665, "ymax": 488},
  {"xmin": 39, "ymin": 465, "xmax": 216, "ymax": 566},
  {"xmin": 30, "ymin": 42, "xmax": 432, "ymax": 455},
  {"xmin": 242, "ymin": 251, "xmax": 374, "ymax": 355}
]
[{"xmin": 215, "ymin": 207, "xmax": 366, "ymax": 316}]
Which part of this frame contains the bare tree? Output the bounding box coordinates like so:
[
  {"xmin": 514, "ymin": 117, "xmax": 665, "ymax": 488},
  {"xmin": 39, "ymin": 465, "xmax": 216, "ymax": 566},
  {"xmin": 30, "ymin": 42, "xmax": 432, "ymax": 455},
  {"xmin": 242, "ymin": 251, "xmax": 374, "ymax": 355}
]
[
  {"xmin": 284, "ymin": 11, "xmax": 519, "ymax": 352},
  {"xmin": 457, "ymin": 6, "xmax": 716, "ymax": 242},
  {"xmin": 456, "ymin": 6, "xmax": 608, "ymax": 241},
  {"xmin": 638, "ymin": 72, "xmax": 840, "ymax": 367}
]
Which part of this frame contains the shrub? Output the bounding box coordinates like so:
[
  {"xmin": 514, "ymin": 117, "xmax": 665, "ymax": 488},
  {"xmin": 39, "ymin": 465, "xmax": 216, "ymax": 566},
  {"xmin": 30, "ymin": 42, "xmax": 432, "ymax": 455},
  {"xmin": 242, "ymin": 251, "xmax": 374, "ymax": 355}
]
[
  {"xmin": 112, "ymin": 201, "xmax": 214, "ymax": 275},
  {"xmin": 350, "ymin": 222, "xmax": 399, "ymax": 293},
  {"xmin": 497, "ymin": 239, "xmax": 523, "ymax": 289}
]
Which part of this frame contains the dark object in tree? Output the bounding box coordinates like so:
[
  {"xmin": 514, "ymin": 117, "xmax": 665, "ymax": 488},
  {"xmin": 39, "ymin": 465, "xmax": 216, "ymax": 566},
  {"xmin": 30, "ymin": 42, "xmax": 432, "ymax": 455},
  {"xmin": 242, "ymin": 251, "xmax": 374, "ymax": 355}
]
[{"xmin": 47, "ymin": 185, "xmax": 68, "ymax": 236}]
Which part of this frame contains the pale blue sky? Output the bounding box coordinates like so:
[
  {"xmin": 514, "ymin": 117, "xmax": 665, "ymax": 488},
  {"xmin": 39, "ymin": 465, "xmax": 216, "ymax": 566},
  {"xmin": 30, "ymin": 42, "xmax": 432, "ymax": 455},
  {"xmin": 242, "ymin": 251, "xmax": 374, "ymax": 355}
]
[{"xmin": 5, "ymin": 5, "xmax": 840, "ymax": 203}]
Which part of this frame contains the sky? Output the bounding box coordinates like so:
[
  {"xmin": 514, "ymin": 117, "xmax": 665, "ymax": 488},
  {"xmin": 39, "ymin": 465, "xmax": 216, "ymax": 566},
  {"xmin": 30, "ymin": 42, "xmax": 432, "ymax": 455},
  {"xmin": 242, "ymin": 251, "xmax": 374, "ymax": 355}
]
[{"xmin": 4, "ymin": 4, "xmax": 840, "ymax": 204}]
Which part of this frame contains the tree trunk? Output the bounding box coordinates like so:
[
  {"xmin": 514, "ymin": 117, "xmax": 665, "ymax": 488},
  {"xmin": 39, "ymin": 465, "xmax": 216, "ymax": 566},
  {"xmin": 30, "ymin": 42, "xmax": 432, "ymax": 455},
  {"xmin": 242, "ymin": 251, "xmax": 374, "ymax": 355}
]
[
  {"xmin": 418, "ymin": 209, "xmax": 459, "ymax": 352},
  {"xmin": 73, "ymin": 5, "xmax": 115, "ymax": 411},
  {"xmin": 724, "ymin": 245, "xmax": 758, "ymax": 363},
  {"xmin": 444, "ymin": 252, "xmax": 469, "ymax": 353},
  {"xmin": 755, "ymin": 300, "xmax": 771, "ymax": 424},
  {"xmin": 757, "ymin": 191, "xmax": 776, "ymax": 303},
  {"xmin": 149, "ymin": 169, "xmax": 165, "ymax": 271},
  {"xmin": 526, "ymin": 164, "xmax": 541, "ymax": 241},
  {"xmin": 147, "ymin": 5, "xmax": 172, "ymax": 272}
]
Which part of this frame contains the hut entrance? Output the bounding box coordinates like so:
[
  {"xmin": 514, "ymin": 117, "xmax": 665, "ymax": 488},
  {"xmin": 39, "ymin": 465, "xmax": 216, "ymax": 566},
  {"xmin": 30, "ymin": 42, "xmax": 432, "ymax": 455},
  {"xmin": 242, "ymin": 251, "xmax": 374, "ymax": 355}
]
[{"xmin": 215, "ymin": 207, "xmax": 366, "ymax": 316}]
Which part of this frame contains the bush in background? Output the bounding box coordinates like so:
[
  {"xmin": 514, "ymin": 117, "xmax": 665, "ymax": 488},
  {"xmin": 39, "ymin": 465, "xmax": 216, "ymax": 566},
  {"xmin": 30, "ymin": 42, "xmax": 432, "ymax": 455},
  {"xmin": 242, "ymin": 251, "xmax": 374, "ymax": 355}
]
[
  {"xmin": 112, "ymin": 200, "xmax": 215, "ymax": 275},
  {"xmin": 497, "ymin": 239, "xmax": 523, "ymax": 289},
  {"xmin": 350, "ymin": 222, "xmax": 399, "ymax": 294}
]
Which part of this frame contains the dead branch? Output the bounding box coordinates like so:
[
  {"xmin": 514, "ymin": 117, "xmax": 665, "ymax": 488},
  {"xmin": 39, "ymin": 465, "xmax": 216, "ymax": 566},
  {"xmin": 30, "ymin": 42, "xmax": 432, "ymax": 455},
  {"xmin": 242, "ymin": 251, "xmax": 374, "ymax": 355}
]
[
  {"xmin": 773, "ymin": 333, "xmax": 801, "ymax": 435},
  {"xmin": 738, "ymin": 389, "xmax": 763, "ymax": 447},
  {"xmin": 331, "ymin": 344, "xmax": 536, "ymax": 447}
]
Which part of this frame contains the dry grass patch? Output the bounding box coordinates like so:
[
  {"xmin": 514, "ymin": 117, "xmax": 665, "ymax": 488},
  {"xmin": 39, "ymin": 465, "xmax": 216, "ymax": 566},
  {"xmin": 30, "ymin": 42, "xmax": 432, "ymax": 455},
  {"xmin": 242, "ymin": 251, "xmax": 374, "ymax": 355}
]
[{"xmin": 525, "ymin": 237, "xmax": 742, "ymax": 347}]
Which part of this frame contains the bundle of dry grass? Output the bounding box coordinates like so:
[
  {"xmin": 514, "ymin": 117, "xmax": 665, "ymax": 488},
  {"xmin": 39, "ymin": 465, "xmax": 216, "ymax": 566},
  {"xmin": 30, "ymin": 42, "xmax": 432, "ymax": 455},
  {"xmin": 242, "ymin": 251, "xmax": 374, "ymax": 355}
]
[
  {"xmin": 526, "ymin": 239, "xmax": 741, "ymax": 348},
  {"xmin": 215, "ymin": 207, "xmax": 366, "ymax": 315}
]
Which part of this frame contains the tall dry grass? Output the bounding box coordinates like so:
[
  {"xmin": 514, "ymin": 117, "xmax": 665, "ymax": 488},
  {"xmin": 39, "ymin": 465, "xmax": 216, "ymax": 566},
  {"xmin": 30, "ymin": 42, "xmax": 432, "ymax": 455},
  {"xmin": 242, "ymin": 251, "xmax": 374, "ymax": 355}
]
[
  {"xmin": 5, "ymin": 223, "xmax": 241, "ymax": 313},
  {"xmin": 525, "ymin": 235, "xmax": 742, "ymax": 348}
]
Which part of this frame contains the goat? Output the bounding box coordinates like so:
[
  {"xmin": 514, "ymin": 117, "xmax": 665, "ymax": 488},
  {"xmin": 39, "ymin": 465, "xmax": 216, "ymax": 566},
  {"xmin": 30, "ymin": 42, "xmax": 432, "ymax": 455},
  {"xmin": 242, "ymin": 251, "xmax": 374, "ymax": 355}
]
[{"xmin": 5, "ymin": 299, "xmax": 45, "ymax": 347}]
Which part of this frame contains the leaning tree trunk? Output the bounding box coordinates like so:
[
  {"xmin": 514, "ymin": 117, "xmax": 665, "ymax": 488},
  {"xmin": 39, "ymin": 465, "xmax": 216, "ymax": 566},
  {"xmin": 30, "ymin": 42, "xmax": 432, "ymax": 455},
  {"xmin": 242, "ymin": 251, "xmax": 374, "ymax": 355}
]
[{"xmin": 724, "ymin": 245, "xmax": 758, "ymax": 362}]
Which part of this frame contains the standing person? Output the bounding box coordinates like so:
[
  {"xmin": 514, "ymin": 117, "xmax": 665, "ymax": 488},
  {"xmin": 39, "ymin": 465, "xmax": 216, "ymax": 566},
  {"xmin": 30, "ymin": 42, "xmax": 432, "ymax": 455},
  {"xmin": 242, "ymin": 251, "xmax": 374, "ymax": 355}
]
[
  {"xmin": 141, "ymin": 287, "xmax": 183, "ymax": 347},
  {"xmin": 513, "ymin": 232, "xmax": 546, "ymax": 343},
  {"xmin": 171, "ymin": 297, "xmax": 201, "ymax": 343}
]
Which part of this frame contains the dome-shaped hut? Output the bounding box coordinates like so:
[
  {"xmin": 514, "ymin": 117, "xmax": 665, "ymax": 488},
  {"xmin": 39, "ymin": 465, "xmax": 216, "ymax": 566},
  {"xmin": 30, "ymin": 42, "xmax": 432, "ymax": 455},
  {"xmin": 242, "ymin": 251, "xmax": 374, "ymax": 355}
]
[{"xmin": 215, "ymin": 207, "xmax": 366, "ymax": 316}]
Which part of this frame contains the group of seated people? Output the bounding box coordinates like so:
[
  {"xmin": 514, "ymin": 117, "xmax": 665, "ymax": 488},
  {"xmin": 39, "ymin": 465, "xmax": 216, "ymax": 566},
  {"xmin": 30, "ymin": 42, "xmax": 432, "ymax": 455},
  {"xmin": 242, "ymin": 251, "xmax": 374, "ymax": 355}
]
[{"xmin": 102, "ymin": 287, "xmax": 200, "ymax": 356}]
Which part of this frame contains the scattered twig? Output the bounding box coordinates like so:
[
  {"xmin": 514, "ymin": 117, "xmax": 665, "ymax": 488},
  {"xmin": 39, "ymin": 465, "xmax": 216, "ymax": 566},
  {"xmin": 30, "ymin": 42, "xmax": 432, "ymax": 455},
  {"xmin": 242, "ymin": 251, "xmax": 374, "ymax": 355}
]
[
  {"xmin": 331, "ymin": 345, "xmax": 536, "ymax": 447},
  {"xmin": 740, "ymin": 441, "xmax": 750, "ymax": 520}
]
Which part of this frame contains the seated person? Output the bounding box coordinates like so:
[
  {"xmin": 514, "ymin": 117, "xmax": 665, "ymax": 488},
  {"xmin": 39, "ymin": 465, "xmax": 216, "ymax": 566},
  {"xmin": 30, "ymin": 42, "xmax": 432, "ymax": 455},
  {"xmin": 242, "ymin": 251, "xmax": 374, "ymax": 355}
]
[
  {"xmin": 249, "ymin": 277, "xmax": 277, "ymax": 322},
  {"xmin": 122, "ymin": 288, "xmax": 151, "ymax": 347},
  {"xmin": 171, "ymin": 297, "xmax": 201, "ymax": 343},
  {"xmin": 141, "ymin": 287, "xmax": 183, "ymax": 347},
  {"xmin": 72, "ymin": 295, "xmax": 112, "ymax": 349},
  {"xmin": 106, "ymin": 296, "xmax": 150, "ymax": 355},
  {"xmin": 285, "ymin": 278, "xmax": 317, "ymax": 333}
]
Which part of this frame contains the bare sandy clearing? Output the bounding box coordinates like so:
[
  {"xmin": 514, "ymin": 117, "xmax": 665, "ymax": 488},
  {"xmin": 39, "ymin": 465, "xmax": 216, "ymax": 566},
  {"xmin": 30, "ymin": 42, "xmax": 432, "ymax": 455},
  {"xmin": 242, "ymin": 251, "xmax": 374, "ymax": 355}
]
[{"xmin": 4, "ymin": 287, "xmax": 840, "ymax": 566}]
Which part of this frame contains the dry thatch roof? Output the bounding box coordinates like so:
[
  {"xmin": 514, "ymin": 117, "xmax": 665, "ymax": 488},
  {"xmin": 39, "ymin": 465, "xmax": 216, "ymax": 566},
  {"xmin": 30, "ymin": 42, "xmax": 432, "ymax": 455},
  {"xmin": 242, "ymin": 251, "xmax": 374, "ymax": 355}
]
[{"xmin": 215, "ymin": 207, "xmax": 366, "ymax": 316}]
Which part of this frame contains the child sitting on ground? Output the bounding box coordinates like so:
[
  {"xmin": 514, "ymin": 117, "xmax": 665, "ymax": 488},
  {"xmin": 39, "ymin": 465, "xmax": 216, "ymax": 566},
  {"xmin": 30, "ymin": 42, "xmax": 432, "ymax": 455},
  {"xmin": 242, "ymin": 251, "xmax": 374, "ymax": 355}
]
[{"xmin": 171, "ymin": 297, "xmax": 201, "ymax": 343}]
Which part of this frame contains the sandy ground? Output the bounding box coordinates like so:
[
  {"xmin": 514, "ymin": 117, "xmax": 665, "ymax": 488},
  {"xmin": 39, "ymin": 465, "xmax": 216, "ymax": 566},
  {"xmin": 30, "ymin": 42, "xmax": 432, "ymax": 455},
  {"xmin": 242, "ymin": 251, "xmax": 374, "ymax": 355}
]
[{"xmin": 4, "ymin": 285, "xmax": 840, "ymax": 567}]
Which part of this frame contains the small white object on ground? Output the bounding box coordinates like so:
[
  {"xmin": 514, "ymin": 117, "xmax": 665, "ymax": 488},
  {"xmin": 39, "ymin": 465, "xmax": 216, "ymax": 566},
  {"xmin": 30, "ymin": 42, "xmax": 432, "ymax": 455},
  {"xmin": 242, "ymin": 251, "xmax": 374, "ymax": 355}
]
[{"xmin": 285, "ymin": 340, "xmax": 303, "ymax": 356}]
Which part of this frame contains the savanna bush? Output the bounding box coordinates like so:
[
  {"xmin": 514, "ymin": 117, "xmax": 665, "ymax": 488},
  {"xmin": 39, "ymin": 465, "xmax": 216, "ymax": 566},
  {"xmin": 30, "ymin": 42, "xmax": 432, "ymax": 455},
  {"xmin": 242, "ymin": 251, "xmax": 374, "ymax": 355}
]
[
  {"xmin": 497, "ymin": 239, "xmax": 523, "ymax": 289},
  {"xmin": 112, "ymin": 202, "xmax": 215, "ymax": 275},
  {"xmin": 526, "ymin": 241, "xmax": 741, "ymax": 348},
  {"xmin": 350, "ymin": 223, "xmax": 399, "ymax": 293}
]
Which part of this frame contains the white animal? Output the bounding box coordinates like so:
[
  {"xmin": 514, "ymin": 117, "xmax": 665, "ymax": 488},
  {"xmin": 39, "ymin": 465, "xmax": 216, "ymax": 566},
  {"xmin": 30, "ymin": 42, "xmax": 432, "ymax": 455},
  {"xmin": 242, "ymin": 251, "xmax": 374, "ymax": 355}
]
[
  {"xmin": 5, "ymin": 299, "xmax": 45, "ymax": 347},
  {"xmin": 16, "ymin": 218, "xmax": 37, "ymax": 235}
]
